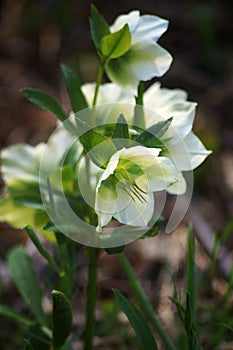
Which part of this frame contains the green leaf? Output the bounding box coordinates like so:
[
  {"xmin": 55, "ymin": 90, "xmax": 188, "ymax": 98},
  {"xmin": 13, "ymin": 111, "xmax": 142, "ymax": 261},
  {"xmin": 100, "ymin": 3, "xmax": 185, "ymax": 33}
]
[
  {"xmin": 24, "ymin": 339, "xmax": 35, "ymax": 350},
  {"xmin": 52, "ymin": 290, "xmax": 73, "ymax": 349},
  {"xmin": 24, "ymin": 225, "xmax": 61, "ymax": 275},
  {"xmin": 7, "ymin": 246, "xmax": 46, "ymax": 325},
  {"xmin": 186, "ymin": 225, "xmax": 196, "ymax": 323},
  {"xmin": 89, "ymin": 4, "xmax": 110, "ymax": 50},
  {"xmin": 113, "ymin": 289, "xmax": 158, "ymax": 350},
  {"xmin": 135, "ymin": 118, "xmax": 173, "ymax": 147},
  {"xmin": 0, "ymin": 304, "xmax": 35, "ymax": 326},
  {"xmin": 100, "ymin": 24, "xmax": 131, "ymax": 59},
  {"xmin": 21, "ymin": 88, "xmax": 67, "ymax": 122},
  {"xmin": 7, "ymin": 179, "xmax": 43, "ymax": 209},
  {"xmin": 80, "ymin": 129, "xmax": 117, "ymax": 168},
  {"xmin": 61, "ymin": 64, "xmax": 88, "ymax": 113},
  {"xmin": 112, "ymin": 114, "xmax": 130, "ymax": 140}
]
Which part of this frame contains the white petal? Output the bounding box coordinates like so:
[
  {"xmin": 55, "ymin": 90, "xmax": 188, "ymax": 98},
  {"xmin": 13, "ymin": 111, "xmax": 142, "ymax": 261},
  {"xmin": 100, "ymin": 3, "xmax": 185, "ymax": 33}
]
[
  {"xmin": 165, "ymin": 132, "xmax": 212, "ymax": 171},
  {"xmin": 144, "ymin": 83, "xmax": 197, "ymax": 140},
  {"xmin": 144, "ymin": 82, "xmax": 188, "ymax": 107},
  {"xmin": 106, "ymin": 42, "xmax": 172, "ymax": 93},
  {"xmin": 137, "ymin": 156, "xmax": 180, "ymax": 192},
  {"xmin": 1, "ymin": 143, "xmax": 44, "ymax": 183},
  {"xmin": 167, "ymin": 171, "xmax": 187, "ymax": 195},
  {"xmin": 133, "ymin": 15, "xmax": 169, "ymax": 42},
  {"xmin": 81, "ymin": 82, "xmax": 134, "ymax": 106},
  {"xmin": 110, "ymin": 10, "xmax": 140, "ymax": 33},
  {"xmin": 114, "ymin": 192, "xmax": 154, "ymax": 226}
]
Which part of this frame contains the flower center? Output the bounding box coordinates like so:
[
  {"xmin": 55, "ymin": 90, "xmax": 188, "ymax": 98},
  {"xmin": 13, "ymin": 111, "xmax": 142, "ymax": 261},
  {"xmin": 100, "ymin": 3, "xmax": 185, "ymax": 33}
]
[{"xmin": 115, "ymin": 167, "xmax": 148, "ymax": 203}]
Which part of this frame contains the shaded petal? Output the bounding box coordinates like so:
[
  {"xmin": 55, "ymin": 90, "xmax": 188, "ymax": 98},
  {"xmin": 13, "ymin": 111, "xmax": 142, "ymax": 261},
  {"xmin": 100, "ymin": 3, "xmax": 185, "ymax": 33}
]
[
  {"xmin": 144, "ymin": 83, "xmax": 197, "ymax": 140},
  {"xmin": 1, "ymin": 143, "xmax": 45, "ymax": 184},
  {"xmin": 110, "ymin": 10, "xmax": 140, "ymax": 33},
  {"xmin": 167, "ymin": 171, "xmax": 187, "ymax": 195},
  {"xmin": 165, "ymin": 132, "xmax": 212, "ymax": 171},
  {"xmin": 114, "ymin": 192, "xmax": 154, "ymax": 226},
  {"xmin": 137, "ymin": 156, "xmax": 180, "ymax": 192},
  {"xmin": 134, "ymin": 15, "xmax": 169, "ymax": 42},
  {"xmin": 81, "ymin": 82, "xmax": 134, "ymax": 106}
]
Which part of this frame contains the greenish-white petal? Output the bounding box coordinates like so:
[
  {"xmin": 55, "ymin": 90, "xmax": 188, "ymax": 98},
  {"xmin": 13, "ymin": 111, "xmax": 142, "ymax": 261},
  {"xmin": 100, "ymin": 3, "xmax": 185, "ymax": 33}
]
[
  {"xmin": 114, "ymin": 192, "xmax": 154, "ymax": 227},
  {"xmin": 110, "ymin": 10, "xmax": 140, "ymax": 33},
  {"xmin": 167, "ymin": 171, "xmax": 187, "ymax": 195},
  {"xmin": 106, "ymin": 42, "xmax": 172, "ymax": 93},
  {"xmin": 165, "ymin": 132, "xmax": 212, "ymax": 171},
  {"xmin": 133, "ymin": 15, "xmax": 169, "ymax": 42},
  {"xmin": 144, "ymin": 84, "xmax": 197, "ymax": 140}
]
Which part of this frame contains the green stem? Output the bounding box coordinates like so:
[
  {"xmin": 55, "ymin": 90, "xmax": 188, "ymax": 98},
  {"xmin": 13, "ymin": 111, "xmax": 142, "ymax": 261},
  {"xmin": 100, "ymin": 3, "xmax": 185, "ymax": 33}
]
[
  {"xmin": 84, "ymin": 247, "xmax": 99, "ymax": 350},
  {"xmin": 91, "ymin": 61, "xmax": 106, "ymax": 126},
  {"xmin": 118, "ymin": 252, "xmax": 176, "ymax": 350}
]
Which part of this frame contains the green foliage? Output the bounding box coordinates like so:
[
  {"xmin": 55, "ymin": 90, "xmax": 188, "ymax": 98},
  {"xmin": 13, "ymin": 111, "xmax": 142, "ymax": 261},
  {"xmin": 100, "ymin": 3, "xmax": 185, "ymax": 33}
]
[
  {"xmin": 89, "ymin": 4, "xmax": 110, "ymax": 51},
  {"xmin": 80, "ymin": 128, "xmax": 117, "ymax": 168},
  {"xmin": 135, "ymin": 118, "xmax": 173, "ymax": 147},
  {"xmin": 21, "ymin": 88, "xmax": 67, "ymax": 122},
  {"xmin": 24, "ymin": 339, "xmax": 35, "ymax": 349},
  {"xmin": 52, "ymin": 290, "xmax": 73, "ymax": 349},
  {"xmin": 0, "ymin": 304, "xmax": 35, "ymax": 326},
  {"xmin": 24, "ymin": 225, "xmax": 61, "ymax": 274},
  {"xmin": 100, "ymin": 24, "xmax": 131, "ymax": 59},
  {"xmin": 112, "ymin": 114, "xmax": 130, "ymax": 140},
  {"xmin": 7, "ymin": 246, "xmax": 46, "ymax": 325},
  {"xmin": 61, "ymin": 64, "xmax": 88, "ymax": 113},
  {"xmin": 113, "ymin": 289, "xmax": 158, "ymax": 350}
]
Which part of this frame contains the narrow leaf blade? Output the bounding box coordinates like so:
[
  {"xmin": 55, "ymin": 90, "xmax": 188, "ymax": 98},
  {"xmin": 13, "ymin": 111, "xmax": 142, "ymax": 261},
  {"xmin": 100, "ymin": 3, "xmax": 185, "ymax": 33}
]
[
  {"xmin": 89, "ymin": 4, "xmax": 110, "ymax": 50},
  {"xmin": 61, "ymin": 64, "xmax": 88, "ymax": 113},
  {"xmin": 21, "ymin": 88, "xmax": 67, "ymax": 122},
  {"xmin": 112, "ymin": 114, "xmax": 130, "ymax": 139},
  {"xmin": 7, "ymin": 246, "xmax": 46, "ymax": 325},
  {"xmin": 0, "ymin": 304, "xmax": 35, "ymax": 326},
  {"xmin": 135, "ymin": 118, "xmax": 173, "ymax": 147},
  {"xmin": 113, "ymin": 289, "xmax": 158, "ymax": 350},
  {"xmin": 52, "ymin": 290, "xmax": 73, "ymax": 349}
]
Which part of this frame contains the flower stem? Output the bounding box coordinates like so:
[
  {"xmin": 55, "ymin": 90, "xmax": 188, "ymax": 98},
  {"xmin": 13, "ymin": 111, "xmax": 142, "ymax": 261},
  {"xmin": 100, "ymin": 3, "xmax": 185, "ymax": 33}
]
[
  {"xmin": 91, "ymin": 61, "xmax": 106, "ymax": 126},
  {"xmin": 84, "ymin": 247, "xmax": 99, "ymax": 350},
  {"xmin": 117, "ymin": 252, "xmax": 176, "ymax": 350}
]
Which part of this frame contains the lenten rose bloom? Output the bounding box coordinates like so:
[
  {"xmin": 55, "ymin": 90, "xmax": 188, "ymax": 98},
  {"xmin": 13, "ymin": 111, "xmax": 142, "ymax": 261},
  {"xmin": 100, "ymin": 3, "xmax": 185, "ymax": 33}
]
[
  {"xmin": 81, "ymin": 81, "xmax": 212, "ymax": 195},
  {"xmin": 95, "ymin": 145, "xmax": 180, "ymax": 231},
  {"xmin": 105, "ymin": 11, "xmax": 172, "ymax": 93}
]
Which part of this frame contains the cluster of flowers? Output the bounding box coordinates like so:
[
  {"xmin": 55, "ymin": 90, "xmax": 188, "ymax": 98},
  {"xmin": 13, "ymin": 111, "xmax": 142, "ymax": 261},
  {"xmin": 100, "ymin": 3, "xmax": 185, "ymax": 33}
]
[{"xmin": 0, "ymin": 9, "xmax": 211, "ymax": 239}]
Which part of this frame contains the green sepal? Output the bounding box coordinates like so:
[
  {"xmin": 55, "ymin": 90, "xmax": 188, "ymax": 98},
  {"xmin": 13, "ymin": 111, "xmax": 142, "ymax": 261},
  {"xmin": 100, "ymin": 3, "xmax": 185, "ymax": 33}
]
[
  {"xmin": 80, "ymin": 128, "xmax": 117, "ymax": 168},
  {"xmin": 21, "ymin": 88, "xmax": 67, "ymax": 122},
  {"xmin": 100, "ymin": 24, "xmax": 131, "ymax": 59},
  {"xmin": 135, "ymin": 118, "xmax": 173, "ymax": 148},
  {"xmin": 112, "ymin": 114, "xmax": 130, "ymax": 140},
  {"xmin": 89, "ymin": 4, "xmax": 110, "ymax": 51}
]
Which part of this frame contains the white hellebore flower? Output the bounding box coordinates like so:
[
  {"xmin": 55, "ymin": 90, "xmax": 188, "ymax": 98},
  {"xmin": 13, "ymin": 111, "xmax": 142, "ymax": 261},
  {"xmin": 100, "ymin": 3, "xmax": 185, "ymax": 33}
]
[
  {"xmin": 81, "ymin": 82, "xmax": 212, "ymax": 195},
  {"xmin": 143, "ymin": 82, "xmax": 212, "ymax": 193},
  {"xmin": 106, "ymin": 11, "xmax": 172, "ymax": 93},
  {"xmin": 95, "ymin": 145, "xmax": 180, "ymax": 231}
]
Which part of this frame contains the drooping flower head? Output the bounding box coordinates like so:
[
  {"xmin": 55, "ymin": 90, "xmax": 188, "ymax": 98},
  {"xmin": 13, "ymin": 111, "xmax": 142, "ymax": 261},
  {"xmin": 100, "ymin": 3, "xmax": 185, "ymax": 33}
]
[
  {"xmin": 106, "ymin": 11, "xmax": 172, "ymax": 93},
  {"xmin": 95, "ymin": 145, "xmax": 181, "ymax": 231}
]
